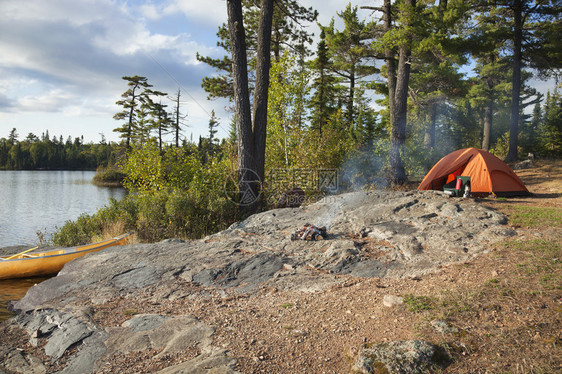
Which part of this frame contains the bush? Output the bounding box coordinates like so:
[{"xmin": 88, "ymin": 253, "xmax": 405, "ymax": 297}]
[
  {"xmin": 52, "ymin": 147, "xmax": 241, "ymax": 245},
  {"xmin": 93, "ymin": 165, "xmax": 127, "ymax": 186},
  {"xmin": 52, "ymin": 213, "xmax": 101, "ymax": 246}
]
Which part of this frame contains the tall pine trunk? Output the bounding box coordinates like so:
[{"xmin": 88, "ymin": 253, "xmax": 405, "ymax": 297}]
[
  {"xmin": 388, "ymin": 0, "xmax": 414, "ymax": 186},
  {"xmin": 227, "ymin": 0, "xmax": 273, "ymax": 209},
  {"xmin": 253, "ymin": 0, "xmax": 274, "ymax": 185},
  {"xmin": 383, "ymin": 0, "xmax": 396, "ymax": 127},
  {"xmin": 482, "ymin": 103, "xmax": 492, "ymax": 150},
  {"xmin": 424, "ymin": 103, "xmax": 437, "ymax": 149},
  {"xmin": 174, "ymin": 89, "xmax": 181, "ymax": 148},
  {"xmin": 506, "ymin": 0, "xmax": 522, "ymax": 162},
  {"xmin": 347, "ymin": 67, "xmax": 356, "ymax": 131},
  {"xmin": 389, "ymin": 42, "xmax": 411, "ymax": 185},
  {"xmin": 227, "ymin": 0, "xmax": 256, "ymax": 205}
]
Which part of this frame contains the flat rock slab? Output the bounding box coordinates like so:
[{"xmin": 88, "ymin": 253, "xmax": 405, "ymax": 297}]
[
  {"xmin": 3, "ymin": 190, "xmax": 515, "ymax": 373},
  {"xmin": 0, "ymin": 347, "xmax": 46, "ymax": 374},
  {"xmin": 107, "ymin": 314, "xmax": 214, "ymax": 356}
]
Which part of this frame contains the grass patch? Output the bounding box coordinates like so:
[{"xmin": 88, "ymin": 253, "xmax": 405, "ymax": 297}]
[
  {"xmin": 507, "ymin": 205, "xmax": 562, "ymax": 228},
  {"xmin": 403, "ymin": 294, "xmax": 434, "ymax": 312},
  {"xmin": 505, "ymin": 239, "xmax": 561, "ymax": 290}
]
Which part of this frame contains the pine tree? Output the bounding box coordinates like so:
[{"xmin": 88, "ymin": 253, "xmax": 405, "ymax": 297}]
[
  {"xmin": 150, "ymin": 101, "xmax": 172, "ymax": 152},
  {"xmin": 476, "ymin": 0, "xmax": 562, "ymax": 161},
  {"xmin": 321, "ymin": 4, "xmax": 376, "ymax": 132},
  {"xmin": 540, "ymin": 89, "xmax": 562, "ymax": 157},
  {"xmin": 8, "ymin": 128, "xmax": 18, "ymax": 144},
  {"xmin": 409, "ymin": 0, "xmax": 468, "ymax": 151},
  {"xmin": 207, "ymin": 110, "xmax": 219, "ymax": 159},
  {"xmin": 365, "ymin": 0, "xmax": 419, "ymax": 185},
  {"xmin": 227, "ymin": 0, "xmax": 274, "ymax": 210},
  {"xmin": 309, "ymin": 29, "xmax": 340, "ymax": 135},
  {"xmin": 113, "ymin": 76, "xmax": 153, "ymax": 149},
  {"xmin": 197, "ymin": 0, "xmax": 317, "ymax": 102},
  {"xmin": 169, "ymin": 88, "xmax": 188, "ymax": 147}
]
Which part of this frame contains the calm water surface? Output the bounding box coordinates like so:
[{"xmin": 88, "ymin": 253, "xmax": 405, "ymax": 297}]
[
  {"xmin": 0, "ymin": 170, "xmax": 126, "ymax": 320},
  {"xmin": 0, "ymin": 277, "xmax": 49, "ymax": 321},
  {"xmin": 0, "ymin": 170, "xmax": 126, "ymax": 246}
]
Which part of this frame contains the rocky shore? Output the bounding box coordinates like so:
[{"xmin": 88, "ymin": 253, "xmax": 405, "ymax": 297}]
[{"xmin": 0, "ymin": 190, "xmax": 517, "ymax": 373}]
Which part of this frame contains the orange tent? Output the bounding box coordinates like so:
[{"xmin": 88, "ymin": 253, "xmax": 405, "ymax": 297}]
[{"xmin": 418, "ymin": 148, "xmax": 529, "ymax": 196}]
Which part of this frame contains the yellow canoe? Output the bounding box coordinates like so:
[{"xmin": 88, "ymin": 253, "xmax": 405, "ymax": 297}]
[{"xmin": 0, "ymin": 233, "xmax": 132, "ymax": 280}]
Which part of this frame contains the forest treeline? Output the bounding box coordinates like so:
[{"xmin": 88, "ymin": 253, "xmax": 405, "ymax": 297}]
[{"xmin": 0, "ymin": 129, "xmax": 120, "ymax": 170}]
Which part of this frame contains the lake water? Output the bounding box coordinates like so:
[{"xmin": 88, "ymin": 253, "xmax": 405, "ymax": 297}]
[
  {"xmin": 0, "ymin": 171, "xmax": 126, "ymax": 321},
  {"xmin": 0, "ymin": 170, "xmax": 126, "ymax": 246},
  {"xmin": 0, "ymin": 277, "xmax": 50, "ymax": 321}
]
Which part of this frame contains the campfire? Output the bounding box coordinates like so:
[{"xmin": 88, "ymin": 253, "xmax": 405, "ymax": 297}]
[{"xmin": 291, "ymin": 223, "xmax": 328, "ymax": 241}]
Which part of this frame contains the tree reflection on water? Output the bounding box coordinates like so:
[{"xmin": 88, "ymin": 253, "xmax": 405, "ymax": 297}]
[{"xmin": 0, "ymin": 277, "xmax": 49, "ymax": 321}]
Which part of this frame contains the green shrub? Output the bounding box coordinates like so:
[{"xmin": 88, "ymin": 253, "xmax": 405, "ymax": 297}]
[
  {"xmin": 52, "ymin": 213, "xmax": 101, "ymax": 246},
  {"xmin": 93, "ymin": 165, "xmax": 127, "ymax": 186},
  {"xmin": 53, "ymin": 145, "xmax": 241, "ymax": 245}
]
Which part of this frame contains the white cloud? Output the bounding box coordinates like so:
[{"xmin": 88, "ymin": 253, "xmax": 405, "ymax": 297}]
[
  {"xmin": 0, "ymin": 0, "xmax": 229, "ymax": 143},
  {"xmin": 18, "ymin": 89, "xmax": 79, "ymax": 112},
  {"xmin": 171, "ymin": 0, "xmax": 227, "ymax": 26}
]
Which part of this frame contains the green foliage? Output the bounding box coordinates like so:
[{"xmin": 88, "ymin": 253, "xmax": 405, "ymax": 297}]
[
  {"xmin": 321, "ymin": 4, "xmax": 377, "ymax": 129},
  {"xmin": 113, "ymin": 76, "xmax": 173, "ymax": 149},
  {"xmin": 539, "ymin": 90, "xmax": 562, "ymax": 157},
  {"xmin": 196, "ymin": 1, "xmax": 317, "ymax": 101},
  {"xmin": 489, "ymin": 132, "xmax": 510, "ymax": 159},
  {"xmin": 52, "ymin": 214, "xmax": 103, "ymax": 247},
  {"xmin": 266, "ymin": 51, "xmax": 311, "ymax": 169},
  {"xmin": 53, "ymin": 142, "xmax": 240, "ymax": 245},
  {"xmin": 309, "ymin": 29, "xmax": 340, "ymax": 134},
  {"xmin": 93, "ymin": 165, "xmax": 126, "ymax": 186},
  {"xmin": 123, "ymin": 145, "xmax": 165, "ymax": 193}
]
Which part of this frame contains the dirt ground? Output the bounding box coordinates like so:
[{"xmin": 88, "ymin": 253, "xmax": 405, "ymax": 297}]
[{"xmin": 2, "ymin": 160, "xmax": 560, "ymax": 373}]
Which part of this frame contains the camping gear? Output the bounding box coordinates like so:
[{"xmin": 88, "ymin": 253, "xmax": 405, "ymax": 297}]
[
  {"xmin": 443, "ymin": 176, "xmax": 471, "ymax": 197},
  {"xmin": 418, "ymin": 148, "xmax": 529, "ymax": 197},
  {"xmin": 0, "ymin": 233, "xmax": 132, "ymax": 280},
  {"xmin": 291, "ymin": 224, "xmax": 327, "ymax": 241}
]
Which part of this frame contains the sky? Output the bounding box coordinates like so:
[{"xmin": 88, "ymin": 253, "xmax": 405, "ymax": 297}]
[
  {"xmin": 0, "ymin": 0, "xmax": 350, "ymax": 144},
  {"xmin": 0, "ymin": 0, "xmax": 556, "ymax": 145}
]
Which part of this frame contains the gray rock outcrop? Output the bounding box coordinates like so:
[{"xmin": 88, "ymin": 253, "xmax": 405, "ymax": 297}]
[{"xmin": 2, "ymin": 190, "xmax": 514, "ymax": 373}]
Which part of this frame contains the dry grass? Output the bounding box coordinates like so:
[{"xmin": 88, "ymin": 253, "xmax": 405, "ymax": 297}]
[{"xmin": 90, "ymin": 221, "xmax": 139, "ymax": 245}]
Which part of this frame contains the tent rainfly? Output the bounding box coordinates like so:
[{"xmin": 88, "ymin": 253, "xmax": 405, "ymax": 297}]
[{"xmin": 418, "ymin": 148, "xmax": 530, "ymax": 197}]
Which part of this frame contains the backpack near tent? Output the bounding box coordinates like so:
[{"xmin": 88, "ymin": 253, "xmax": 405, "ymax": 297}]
[{"xmin": 418, "ymin": 148, "xmax": 530, "ymax": 197}]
